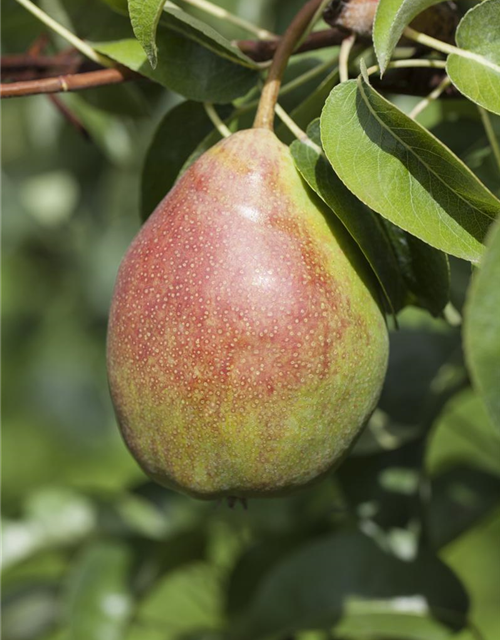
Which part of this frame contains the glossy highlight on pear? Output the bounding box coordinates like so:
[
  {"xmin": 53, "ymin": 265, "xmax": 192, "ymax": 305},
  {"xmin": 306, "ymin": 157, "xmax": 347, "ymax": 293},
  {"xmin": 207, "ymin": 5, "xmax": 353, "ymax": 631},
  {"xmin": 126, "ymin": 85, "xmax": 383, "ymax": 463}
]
[{"xmin": 107, "ymin": 129, "xmax": 389, "ymax": 499}]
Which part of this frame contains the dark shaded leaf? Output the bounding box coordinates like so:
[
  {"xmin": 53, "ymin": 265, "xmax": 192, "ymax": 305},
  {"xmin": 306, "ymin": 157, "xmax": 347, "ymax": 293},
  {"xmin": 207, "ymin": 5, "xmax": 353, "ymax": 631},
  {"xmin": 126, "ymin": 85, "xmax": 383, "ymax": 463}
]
[
  {"xmin": 381, "ymin": 220, "xmax": 450, "ymax": 315},
  {"xmin": 235, "ymin": 531, "xmax": 469, "ymax": 639},
  {"xmin": 427, "ymin": 466, "xmax": 500, "ymax": 548},
  {"xmin": 141, "ymin": 101, "xmax": 231, "ymax": 221}
]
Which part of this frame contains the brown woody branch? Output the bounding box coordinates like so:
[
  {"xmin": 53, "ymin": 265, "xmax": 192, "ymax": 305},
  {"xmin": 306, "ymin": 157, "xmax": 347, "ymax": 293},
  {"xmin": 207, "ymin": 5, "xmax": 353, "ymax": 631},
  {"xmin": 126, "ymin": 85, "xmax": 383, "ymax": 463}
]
[
  {"xmin": 1, "ymin": 52, "xmax": 81, "ymax": 71},
  {"xmin": 48, "ymin": 94, "xmax": 91, "ymax": 139},
  {"xmin": 0, "ymin": 28, "xmax": 460, "ymax": 100},
  {"xmin": 0, "ymin": 29, "xmax": 349, "ymax": 99},
  {"xmin": 237, "ymin": 28, "xmax": 348, "ymax": 62},
  {"xmin": 0, "ymin": 66, "xmax": 140, "ymax": 98}
]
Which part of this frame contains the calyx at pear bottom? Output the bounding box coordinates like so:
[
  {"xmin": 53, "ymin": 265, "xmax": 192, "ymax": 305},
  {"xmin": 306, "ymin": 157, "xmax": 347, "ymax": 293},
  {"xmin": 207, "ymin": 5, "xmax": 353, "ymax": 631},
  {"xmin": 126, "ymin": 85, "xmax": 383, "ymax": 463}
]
[{"xmin": 107, "ymin": 128, "xmax": 389, "ymax": 500}]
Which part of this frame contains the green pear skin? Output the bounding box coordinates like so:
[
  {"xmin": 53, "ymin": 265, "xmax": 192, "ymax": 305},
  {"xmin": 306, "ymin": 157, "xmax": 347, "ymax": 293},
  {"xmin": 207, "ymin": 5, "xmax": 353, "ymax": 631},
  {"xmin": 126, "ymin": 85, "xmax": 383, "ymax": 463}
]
[{"xmin": 107, "ymin": 129, "xmax": 389, "ymax": 499}]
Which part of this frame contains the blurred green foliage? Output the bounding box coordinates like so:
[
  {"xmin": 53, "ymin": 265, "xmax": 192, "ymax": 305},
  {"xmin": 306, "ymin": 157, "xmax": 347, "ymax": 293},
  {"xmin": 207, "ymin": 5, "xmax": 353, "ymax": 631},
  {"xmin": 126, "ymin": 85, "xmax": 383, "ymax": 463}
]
[{"xmin": 2, "ymin": 1, "xmax": 500, "ymax": 639}]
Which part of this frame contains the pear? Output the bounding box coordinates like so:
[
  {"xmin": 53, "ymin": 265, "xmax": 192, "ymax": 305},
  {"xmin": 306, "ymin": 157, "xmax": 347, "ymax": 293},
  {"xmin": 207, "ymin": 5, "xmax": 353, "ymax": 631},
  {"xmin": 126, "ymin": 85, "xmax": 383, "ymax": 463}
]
[{"xmin": 107, "ymin": 129, "xmax": 389, "ymax": 499}]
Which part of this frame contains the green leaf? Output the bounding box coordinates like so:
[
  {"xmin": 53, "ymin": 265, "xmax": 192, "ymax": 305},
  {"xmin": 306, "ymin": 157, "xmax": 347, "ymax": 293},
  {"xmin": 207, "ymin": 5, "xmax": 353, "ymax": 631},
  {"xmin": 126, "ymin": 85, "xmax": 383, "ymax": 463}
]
[
  {"xmin": 53, "ymin": 0, "xmax": 258, "ymax": 101},
  {"xmin": 320, "ymin": 76, "xmax": 500, "ymax": 263},
  {"xmin": 379, "ymin": 319, "xmax": 459, "ymax": 429},
  {"xmin": 447, "ymin": 0, "xmax": 500, "ymax": 116},
  {"xmin": 2, "ymin": 488, "xmax": 96, "ymax": 570},
  {"xmin": 335, "ymin": 611, "xmax": 463, "ymax": 640},
  {"xmin": 93, "ymin": 31, "xmax": 257, "ymax": 102},
  {"xmin": 79, "ymin": 83, "xmax": 151, "ymax": 116},
  {"xmin": 426, "ymin": 390, "xmax": 500, "ymax": 479},
  {"xmin": 464, "ymin": 217, "xmax": 500, "ymax": 428},
  {"xmin": 128, "ymin": 0, "xmax": 165, "ymax": 68},
  {"xmin": 290, "ymin": 119, "xmax": 406, "ymax": 314},
  {"xmin": 373, "ymin": 0, "xmax": 443, "ymax": 74},
  {"xmin": 2, "ymin": 583, "xmax": 59, "ymax": 640},
  {"xmin": 99, "ymin": 0, "xmax": 128, "ymax": 15},
  {"xmin": 381, "ymin": 221, "xmax": 450, "ymax": 315},
  {"xmin": 236, "ymin": 531, "xmax": 469, "ymax": 639},
  {"xmin": 86, "ymin": 4, "xmax": 258, "ymax": 102},
  {"xmin": 136, "ymin": 562, "xmax": 224, "ymax": 635},
  {"xmin": 159, "ymin": 5, "xmax": 258, "ymax": 69},
  {"xmin": 277, "ymin": 66, "xmax": 340, "ymax": 144},
  {"xmin": 141, "ymin": 101, "xmax": 231, "ymax": 221},
  {"xmin": 427, "ymin": 466, "xmax": 500, "ymax": 548},
  {"xmin": 226, "ymin": 539, "xmax": 304, "ymax": 620},
  {"xmin": 67, "ymin": 541, "xmax": 133, "ymax": 640}
]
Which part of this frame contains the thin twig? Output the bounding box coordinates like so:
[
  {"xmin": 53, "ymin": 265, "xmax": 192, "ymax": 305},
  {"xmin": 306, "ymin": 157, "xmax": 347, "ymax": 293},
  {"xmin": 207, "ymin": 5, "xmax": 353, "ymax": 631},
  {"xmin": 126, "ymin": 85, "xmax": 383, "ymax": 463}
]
[
  {"xmin": 14, "ymin": 0, "xmax": 114, "ymax": 67},
  {"xmin": 404, "ymin": 25, "xmax": 500, "ymax": 77},
  {"xmin": 365, "ymin": 59, "xmax": 448, "ymax": 77},
  {"xmin": 478, "ymin": 106, "xmax": 500, "ymax": 177},
  {"xmin": 236, "ymin": 28, "xmax": 347, "ymax": 62},
  {"xmin": 176, "ymin": 0, "xmax": 276, "ymax": 39},
  {"xmin": 27, "ymin": 33, "xmax": 50, "ymax": 56},
  {"xmin": 274, "ymin": 104, "xmax": 323, "ymax": 156},
  {"xmin": 1, "ymin": 36, "xmax": 460, "ymax": 100},
  {"xmin": 408, "ymin": 74, "xmax": 451, "ymax": 119},
  {"xmin": 48, "ymin": 94, "xmax": 91, "ymax": 140},
  {"xmin": 339, "ymin": 33, "xmax": 356, "ymax": 83},
  {"xmin": 294, "ymin": 0, "xmax": 332, "ymax": 51},
  {"xmin": 204, "ymin": 102, "xmax": 231, "ymax": 138},
  {"xmin": 274, "ymin": 103, "xmax": 309, "ymax": 141},
  {"xmin": 235, "ymin": 55, "xmax": 338, "ymax": 118}
]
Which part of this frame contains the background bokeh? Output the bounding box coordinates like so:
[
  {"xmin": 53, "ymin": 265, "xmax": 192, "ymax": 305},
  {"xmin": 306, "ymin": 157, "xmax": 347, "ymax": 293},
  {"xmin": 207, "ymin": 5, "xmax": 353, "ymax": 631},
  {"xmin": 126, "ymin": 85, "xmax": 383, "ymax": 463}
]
[{"xmin": 2, "ymin": 1, "xmax": 500, "ymax": 639}]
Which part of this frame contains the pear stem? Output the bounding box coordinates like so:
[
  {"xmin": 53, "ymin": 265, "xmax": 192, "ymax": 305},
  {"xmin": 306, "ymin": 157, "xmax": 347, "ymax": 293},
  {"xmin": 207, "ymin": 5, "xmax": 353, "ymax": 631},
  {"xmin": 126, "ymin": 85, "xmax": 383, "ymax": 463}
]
[{"xmin": 253, "ymin": 0, "xmax": 324, "ymax": 131}]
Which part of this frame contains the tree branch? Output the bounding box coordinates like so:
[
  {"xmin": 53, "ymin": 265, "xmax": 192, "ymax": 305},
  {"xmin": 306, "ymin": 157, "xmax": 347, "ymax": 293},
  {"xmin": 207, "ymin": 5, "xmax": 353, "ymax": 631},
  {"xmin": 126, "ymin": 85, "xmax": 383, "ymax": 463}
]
[
  {"xmin": 0, "ymin": 66, "xmax": 139, "ymax": 99},
  {"xmin": 237, "ymin": 28, "xmax": 348, "ymax": 62},
  {"xmin": 1, "ymin": 52, "xmax": 81, "ymax": 71},
  {"xmin": 0, "ymin": 28, "xmax": 461, "ymax": 100}
]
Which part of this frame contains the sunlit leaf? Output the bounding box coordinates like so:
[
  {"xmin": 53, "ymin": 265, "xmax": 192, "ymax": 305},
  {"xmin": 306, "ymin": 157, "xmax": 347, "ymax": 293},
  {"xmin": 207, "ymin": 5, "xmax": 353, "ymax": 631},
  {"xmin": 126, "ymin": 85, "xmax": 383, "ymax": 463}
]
[
  {"xmin": 79, "ymin": 1, "xmax": 259, "ymax": 102},
  {"xmin": 320, "ymin": 75, "xmax": 500, "ymax": 262},
  {"xmin": 290, "ymin": 119, "xmax": 406, "ymax": 313},
  {"xmin": 447, "ymin": 0, "xmax": 500, "ymax": 116},
  {"xmin": 128, "ymin": 0, "xmax": 165, "ymax": 68},
  {"xmin": 93, "ymin": 30, "xmax": 257, "ymax": 102},
  {"xmin": 159, "ymin": 5, "xmax": 258, "ymax": 69},
  {"xmin": 373, "ymin": 0, "xmax": 443, "ymax": 74}
]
